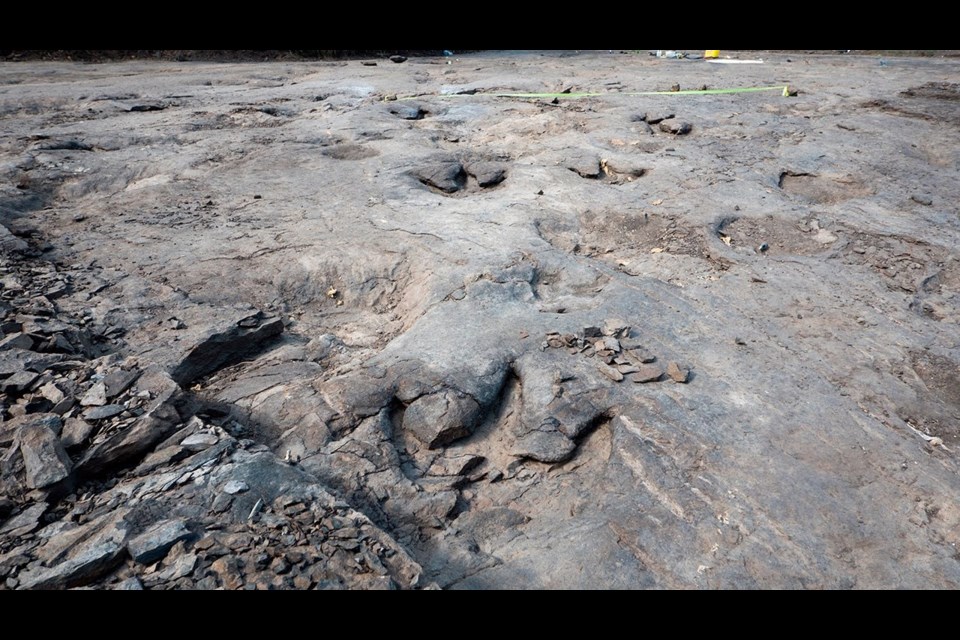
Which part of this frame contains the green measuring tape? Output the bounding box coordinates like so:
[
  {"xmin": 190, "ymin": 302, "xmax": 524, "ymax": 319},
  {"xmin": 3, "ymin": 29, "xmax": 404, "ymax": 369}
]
[{"xmin": 392, "ymin": 85, "xmax": 791, "ymax": 101}]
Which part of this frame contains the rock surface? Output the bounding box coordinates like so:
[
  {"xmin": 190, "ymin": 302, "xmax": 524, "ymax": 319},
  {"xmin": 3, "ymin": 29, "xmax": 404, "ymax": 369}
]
[
  {"xmin": 18, "ymin": 417, "xmax": 72, "ymax": 489},
  {"xmin": 1, "ymin": 51, "xmax": 959, "ymax": 590},
  {"xmin": 126, "ymin": 519, "xmax": 193, "ymax": 564}
]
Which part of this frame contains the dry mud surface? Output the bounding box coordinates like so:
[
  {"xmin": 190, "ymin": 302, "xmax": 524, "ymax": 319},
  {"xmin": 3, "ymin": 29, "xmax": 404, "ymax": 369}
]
[{"xmin": 1, "ymin": 50, "xmax": 959, "ymax": 589}]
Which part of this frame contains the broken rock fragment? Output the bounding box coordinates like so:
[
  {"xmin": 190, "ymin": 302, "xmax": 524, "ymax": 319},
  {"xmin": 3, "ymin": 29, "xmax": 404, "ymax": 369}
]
[
  {"xmin": 0, "ymin": 333, "xmax": 34, "ymax": 350},
  {"xmin": 83, "ymin": 404, "xmax": 125, "ymax": 421},
  {"xmin": 76, "ymin": 370, "xmax": 181, "ymax": 476},
  {"xmin": 18, "ymin": 417, "xmax": 72, "ymax": 490},
  {"xmin": 427, "ymin": 454, "xmax": 485, "ymax": 477},
  {"xmin": 388, "ymin": 104, "xmax": 425, "ymax": 120},
  {"xmin": 644, "ymin": 112, "xmax": 674, "ymax": 124},
  {"xmin": 514, "ymin": 424, "xmax": 576, "ymax": 463},
  {"xmin": 602, "ymin": 319, "xmax": 631, "ymax": 337},
  {"xmin": 114, "ymin": 577, "xmax": 144, "ymax": 590},
  {"xmin": 103, "ymin": 369, "xmax": 140, "ymax": 399},
  {"xmin": 126, "ymin": 518, "xmax": 193, "ymax": 565},
  {"xmin": 466, "ymin": 162, "xmax": 507, "ymax": 187},
  {"xmin": 129, "ymin": 102, "xmax": 166, "ymax": 112},
  {"xmin": 565, "ymin": 152, "xmax": 603, "ymax": 179},
  {"xmin": 60, "ymin": 418, "xmax": 95, "ymax": 449},
  {"xmin": 80, "ymin": 381, "xmax": 108, "ymax": 407},
  {"xmin": 630, "ymin": 364, "xmax": 664, "ymax": 383},
  {"xmin": 666, "ymin": 361, "xmax": 689, "ymax": 383},
  {"xmin": 39, "ymin": 381, "xmax": 66, "ymax": 405},
  {"xmin": 181, "ymin": 431, "xmax": 219, "ymax": 451},
  {"xmin": 660, "ymin": 120, "xmax": 692, "ymax": 135},
  {"xmin": 1, "ymin": 371, "xmax": 39, "ymax": 395},
  {"xmin": 223, "ymin": 480, "xmax": 249, "ymax": 494},
  {"xmin": 403, "ymin": 389, "xmax": 480, "ymax": 448},
  {"xmin": 0, "ymin": 224, "xmax": 28, "ymax": 254},
  {"xmin": 0, "ymin": 502, "xmax": 47, "ymax": 537},
  {"xmin": 411, "ymin": 161, "xmax": 466, "ymax": 193},
  {"xmin": 16, "ymin": 512, "xmax": 129, "ymax": 589},
  {"xmin": 17, "ymin": 538, "xmax": 126, "ymax": 590},
  {"xmin": 165, "ymin": 311, "xmax": 283, "ymax": 386},
  {"xmin": 597, "ymin": 363, "xmax": 624, "ymax": 382}
]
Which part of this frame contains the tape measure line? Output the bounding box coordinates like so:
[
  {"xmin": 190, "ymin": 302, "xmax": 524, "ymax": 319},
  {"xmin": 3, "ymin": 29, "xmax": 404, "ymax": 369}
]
[{"xmin": 392, "ymin": 85, "xmax": 791, "ymax": 102}]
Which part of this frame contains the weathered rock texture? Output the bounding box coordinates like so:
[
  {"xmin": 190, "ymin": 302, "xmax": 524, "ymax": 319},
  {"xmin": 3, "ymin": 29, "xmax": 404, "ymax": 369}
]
[{"xmin": 1, "ymin": 51, "xmax": 959, "ymax": 589}]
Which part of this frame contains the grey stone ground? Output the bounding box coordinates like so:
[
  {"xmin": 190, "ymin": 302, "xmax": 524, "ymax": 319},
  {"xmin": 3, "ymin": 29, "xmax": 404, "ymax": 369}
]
[{"xmin": 1, "ymin": 50, "xmax": 959, "ymax": 589}]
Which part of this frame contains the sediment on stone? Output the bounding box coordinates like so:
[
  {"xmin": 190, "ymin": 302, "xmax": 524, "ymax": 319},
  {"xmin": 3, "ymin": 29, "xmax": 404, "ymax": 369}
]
[{"xmin": 3, "ymin": 52, "xmax": 960, "ymax": 590}]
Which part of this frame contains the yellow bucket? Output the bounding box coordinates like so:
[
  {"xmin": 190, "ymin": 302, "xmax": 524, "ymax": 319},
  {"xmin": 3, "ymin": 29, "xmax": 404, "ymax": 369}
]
[{"xmin": 704, "ymin": 50, "xmax": 720, "ymax": 59}]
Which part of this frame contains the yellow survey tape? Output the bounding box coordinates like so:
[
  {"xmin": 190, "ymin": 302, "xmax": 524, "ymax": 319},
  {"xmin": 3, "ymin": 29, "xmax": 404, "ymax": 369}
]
[{"xmin": 392, "ymin": 85, "xmax": 791, "ymax": 101}]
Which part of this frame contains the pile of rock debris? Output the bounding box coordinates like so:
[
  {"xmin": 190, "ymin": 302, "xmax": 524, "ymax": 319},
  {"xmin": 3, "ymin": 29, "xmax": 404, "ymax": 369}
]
[{"xmin": 0, "ymin": 237, "xmax": 424, "ymax": 590}]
